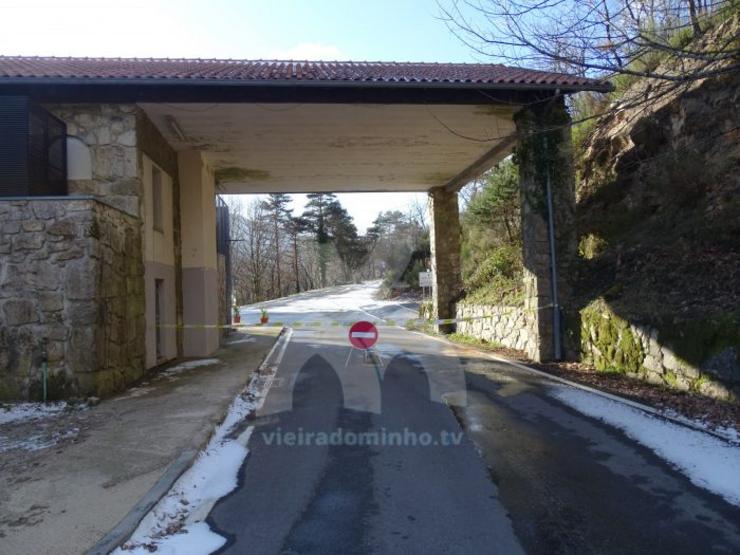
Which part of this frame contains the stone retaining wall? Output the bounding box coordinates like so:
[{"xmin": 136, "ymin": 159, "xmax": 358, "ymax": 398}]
[
  {"xmin": 455, "ymin": 299, "xmax": 739, "ymax": 403},
  {"xmin": 0, "ymin": 198, "xmax": 145, "ymax": 400},
  {"xmin": 581, "ymin": 301, "xmax": 739, "ymax": 403},
  {"xmin": 456, "ymin": 303, "xmax": 537, "ymax": 355}
]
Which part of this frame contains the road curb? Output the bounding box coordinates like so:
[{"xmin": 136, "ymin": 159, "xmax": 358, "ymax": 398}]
[
  {"xmin": 85, "ymin": 328, "xmax": 287, "ymax": 555},
  {"xmin": 421, "ymin": 332, "xmax": 739, "ymax": 446}
]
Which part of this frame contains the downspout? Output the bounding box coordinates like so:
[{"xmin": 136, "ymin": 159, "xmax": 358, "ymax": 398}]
[{"xmin": 545, "ymin": 146, "xmax": 563, "ymax": 361}]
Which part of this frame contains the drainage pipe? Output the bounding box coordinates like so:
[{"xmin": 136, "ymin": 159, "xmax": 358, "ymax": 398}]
[{"xmin": 545, "ymin": 165, "xmax": 563, "ymax": 361}]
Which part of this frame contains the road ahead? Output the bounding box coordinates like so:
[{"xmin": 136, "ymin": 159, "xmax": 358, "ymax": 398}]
[{"xmin": 209, "ymin": 282, "xmax": 740, "ymax": 554}]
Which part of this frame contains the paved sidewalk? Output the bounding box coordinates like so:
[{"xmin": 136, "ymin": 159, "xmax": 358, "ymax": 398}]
[{"xmin": 0, "ymin": 327, "xmax": 280, "ymax": 555}]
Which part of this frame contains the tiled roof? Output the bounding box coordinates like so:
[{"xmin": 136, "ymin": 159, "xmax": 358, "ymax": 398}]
[{"xmin": 0, "ymin": 56, "xmax": 611, "ymax": 91}]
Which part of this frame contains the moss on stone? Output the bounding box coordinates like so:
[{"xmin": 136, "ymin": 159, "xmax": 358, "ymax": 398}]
[
  {"xmin": 580, "ymin": 300, "xmax": 644, "ymax": 374},
  {"xmin": 578, "ymin": 233, "xmax": 608, "ymax": 260},
  {"xmin": 664, "ymin": 370, "xmax": 678, "ymax": 388}
]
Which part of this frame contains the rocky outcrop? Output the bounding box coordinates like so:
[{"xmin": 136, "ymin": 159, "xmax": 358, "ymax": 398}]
[
  {"xmin": 571, "ymin": 16, "xmax": 740, "ymax": 402},
  {"xmin": 579, "ymin": 17, "xmax": 740, "ymax": 207}
]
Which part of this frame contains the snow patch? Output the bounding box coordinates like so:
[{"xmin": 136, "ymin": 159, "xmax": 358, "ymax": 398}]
[
  {"xmin": 161, "ymin": 359, "xmax": 222, "ymax": 378},
  {"xmin": 551, "ymin": 385, "xmax": 740, "ymax": 506},
  {"xmin": 0, "ymin": 427, "xmax": 79, "ymax": 453},
  {"xmin": 119, "ymin": 522, "xmax": 225, "ymax": 555},
  {"xmin": 226, "ymin": 337, "xmax": 256, "ymax": 345},
  {"xmin": 660, "ymin": 408, "xmax": 740, "ymax": 444},
  {"xmin": 116, "ymin": 356, "xmax": 279, "ymax": 554},
  {"xmin": 114, "ymin": 387, "xmax": 155, "ymax": 401},
  {"xmin": 239, "ymin": 280, "xmax": 397, "ymax": 318},
  {"xmin": 0, "ymin": 402, "xmax": 68, "ymax": 425}
]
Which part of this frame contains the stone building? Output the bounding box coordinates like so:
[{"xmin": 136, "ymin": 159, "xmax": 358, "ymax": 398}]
[{"xmin": 0, "ymin": 57, "xmax": 609, "ymax": 400}]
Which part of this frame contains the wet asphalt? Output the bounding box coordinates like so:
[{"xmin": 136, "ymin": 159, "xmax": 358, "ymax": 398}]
[{"xmin": 208, "ymin": 285, "xmax": 740, "ymax": 554}]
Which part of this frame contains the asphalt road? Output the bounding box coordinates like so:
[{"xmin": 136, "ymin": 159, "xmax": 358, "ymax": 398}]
[{"xmin": 208, "ymin": 283, "xmax": 740, "ymax": 554}]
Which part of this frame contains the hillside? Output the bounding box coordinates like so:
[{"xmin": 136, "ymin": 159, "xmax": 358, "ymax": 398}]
[
  {"xmin": 456, "ymin": 15, "xmax": 740, "ymax": 400},
  {"xmin": 575, "ymin": 16, "xmax": 740, "ymax": 321}
]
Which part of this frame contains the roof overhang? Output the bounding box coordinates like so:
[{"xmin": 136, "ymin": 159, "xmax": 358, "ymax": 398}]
[
  {"xmin": 0, "ymin": 79, "xmax": 582, "ymax": 106},
  {"xmin": 0, "ymin": 58, "xmax": 611, "ymax": 194}
]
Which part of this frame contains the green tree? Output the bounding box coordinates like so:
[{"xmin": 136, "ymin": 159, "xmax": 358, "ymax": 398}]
[
  {"xmin": 466, "ymin": 159, "xmax": 520, "ymax": 243},
  {"xmin": 460, "ymin": 159, "xmax": 523, "ymax": 304},
  {"xmin": 328, "ymin": 204, "xmax": 370, "ymax": 282},
  {"xmin": 302, "ymin": 193, "xmax": 341, "ymax": 287}
]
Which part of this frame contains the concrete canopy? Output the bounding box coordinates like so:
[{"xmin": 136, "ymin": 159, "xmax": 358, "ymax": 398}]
[
  {"xmin": 140, "ymin": 102, "xmax": 517, "ymax": 193},
  {"xmin": 0, "ymin": 58, "xmax": 609, "ymax": 194}
]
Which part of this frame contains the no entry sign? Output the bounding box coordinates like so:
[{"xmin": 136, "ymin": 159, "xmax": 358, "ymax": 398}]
[{"xmin": 348, "ymin": 321, "xmax": 379, "ymax": 350}]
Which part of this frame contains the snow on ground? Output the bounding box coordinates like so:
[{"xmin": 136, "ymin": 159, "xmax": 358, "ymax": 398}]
[
  {"xmin": 0, "ymin": 401, "xmax": 68, "ymax": 425},
  {"xmin": 0, "ymin": 402, "xmax": 84, "ymax": 453},
  {"xmin": 242, "ymin": 281, "xmax": 394, "ymax": 315},
  {"xmin": 660, "ymin": 408, "xmax": 740, "ymax": 444},
  {"xmin": 225, "ymin": 337, "xmax": 256, "ymax": 345},
  {"xmin": 0, "ymin": 427, "xmax": 80, "ymax": 453},
  {"xmin": 551, "ymin": 385, "xmax": 740, "ymax": 506},
  {"xmin": 160, "ymin": 358, "xmax": 222, "ymax": 378},
  {"xmin": 115, "ymin": 349, "xmax": 281, "ymax": 554}
]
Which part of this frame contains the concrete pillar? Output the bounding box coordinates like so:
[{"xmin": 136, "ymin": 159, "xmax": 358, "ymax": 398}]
[
  {"xmin": 429, "ymin": 187, "xmax": 462, "ymax": 333},
  {"xmin": 178, "ymin": 151, "xmax": 219, "ymax": 357},
  {"xmin": 515, "ymin": 97, "xmax": 577, "ymax": 362}
]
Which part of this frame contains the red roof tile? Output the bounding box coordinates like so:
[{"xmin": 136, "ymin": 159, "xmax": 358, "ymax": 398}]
[{"xmin": 0, "ymin": 56, "xmax": 610, "ymax": 91}]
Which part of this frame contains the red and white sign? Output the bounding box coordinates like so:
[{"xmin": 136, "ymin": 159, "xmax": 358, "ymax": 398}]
[{"xmin": 348, "ymin": 321, "xmax": 379, "ymax": 350}]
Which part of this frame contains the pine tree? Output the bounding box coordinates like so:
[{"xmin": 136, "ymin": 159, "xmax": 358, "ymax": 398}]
[{"xmin": 302, "ymin": 193, "xmax": 340, "ymax": 287}]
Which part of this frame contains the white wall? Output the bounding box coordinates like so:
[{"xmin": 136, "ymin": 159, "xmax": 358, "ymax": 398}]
[{"xmin": 142, "ymin": 154, "xmax": 177, "ymax": 368}]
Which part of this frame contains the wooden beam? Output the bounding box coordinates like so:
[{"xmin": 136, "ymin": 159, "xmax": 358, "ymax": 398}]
[{"xmin": 443, "ymin": 134, "xmax": 518, "ymax": 192}]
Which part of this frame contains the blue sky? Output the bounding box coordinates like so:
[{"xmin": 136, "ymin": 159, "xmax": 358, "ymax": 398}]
[
  {"xmin": 1, "ymin": 0, "xmax": 484, "ymax": 230},
  {"xmin": 0, "ymin": 0, "xmax": 477, "ymax": 62}
]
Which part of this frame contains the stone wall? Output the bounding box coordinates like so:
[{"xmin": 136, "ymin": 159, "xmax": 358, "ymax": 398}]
[
  {"xmin": 581, "ymin": 301, "xmax": 739, "ymax": 403},
  {"xmin": 514, "ymin": 98, "xmax": 577, "ymax": 362},
  {"xmin": 456, "ymin": 303, "xmax": 537, "ymax": 355},
  {"xmin": 455, "ymin": 298, "xmax": 739, "ymax": 403},
  {"xmin": 0, "ymin": 198, "xmax": 145, "ymax": 400},
  {"xmin": 429, "ymin": 188, "xmax": 462, "ymax": 333},
  {"xmin": 48, "ymin": 104, "xmax": 141, "ymax": 217}
]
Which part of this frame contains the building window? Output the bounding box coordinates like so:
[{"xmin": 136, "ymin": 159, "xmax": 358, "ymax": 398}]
[
  {"xmin": 152, "ymin": 165, "xmax": 163, "ymax": 232},
  {"xmin": 0, "ymin": 96, "xmax": 67, "ymax": 197},
  {"xmin": 155, "ymin": 278, "xmax": 164, "ymax": 360}
]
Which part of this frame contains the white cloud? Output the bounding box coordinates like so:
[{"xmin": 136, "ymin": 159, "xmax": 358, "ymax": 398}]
[{"xmin": 267, "ymin": 42, "xmax": 344, "ymax": 61}]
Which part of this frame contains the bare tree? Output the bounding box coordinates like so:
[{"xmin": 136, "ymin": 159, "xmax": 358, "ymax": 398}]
[
  {"xmin": 228, "ymin": 197, "xmax": 271, "ymax": 304},
  {"xmin": 439, "ymin": 1, "xmax": 739, "ymax": 149},
  {"xmin": 440, "ymin": 1, "xmax": 738, "ymax": 82}
]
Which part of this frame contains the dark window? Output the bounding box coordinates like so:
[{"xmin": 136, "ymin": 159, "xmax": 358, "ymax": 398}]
[
  {"xmin": 152, "ymin": 165, "xmax": 163, "ymax": 232},
  {"xmin": 155, "ymin": 279, "xmax": 164, "ymax": 360},
  {"xmin": 0, "ymin": 96, "xmax": 67, "ymax": 197}
]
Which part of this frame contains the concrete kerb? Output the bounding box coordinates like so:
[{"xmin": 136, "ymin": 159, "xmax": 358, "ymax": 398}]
[
  {"xmin": 85, "ymin": 327, "xmax": 288, "ymax": 555},
  {"xmin": 413, "ymin": 331, "xmax": 740, "ymax": 446}
]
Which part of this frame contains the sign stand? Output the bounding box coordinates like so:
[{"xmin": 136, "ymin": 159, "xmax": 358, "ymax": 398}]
[
  {"xmin": 419, "ymin": 270, "xmax": 432, "ymax": 300},
  {"xmin": 346, "ymin": 320, "xmax": 380, "ymax": 369}
]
